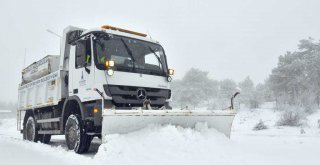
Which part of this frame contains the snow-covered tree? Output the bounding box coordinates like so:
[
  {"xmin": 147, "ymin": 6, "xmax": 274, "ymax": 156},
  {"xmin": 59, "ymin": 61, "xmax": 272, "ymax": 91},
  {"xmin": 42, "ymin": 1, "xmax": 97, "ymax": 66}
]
[
  {"xmin": 171, "ymin": 68, "xmax": 218, "ymax": 109},
  {"xmin": 219, "ymin": 79, "xmax": 237, "ymax": 99},
  {"xmin": 252, "ymin": 83, "xmax": 266, "ymax": 108},
  {"xmin": 238, "ymin": 76, "xmax": 255, "ymax": 108},
  {"xmin": 268, "ymin": 38, "xmax": 320, "ymax": 112},
  {"xmin": 216, "ymin": 79, "xmax": 238, "ymax": 109}
]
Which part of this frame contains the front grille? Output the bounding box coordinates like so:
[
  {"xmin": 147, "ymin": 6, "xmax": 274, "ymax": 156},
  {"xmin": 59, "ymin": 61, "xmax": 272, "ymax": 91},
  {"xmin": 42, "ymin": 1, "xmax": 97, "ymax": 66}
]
[{"xmin": 104, "ymin": 85, "xmax": 170, "ymax": 108}]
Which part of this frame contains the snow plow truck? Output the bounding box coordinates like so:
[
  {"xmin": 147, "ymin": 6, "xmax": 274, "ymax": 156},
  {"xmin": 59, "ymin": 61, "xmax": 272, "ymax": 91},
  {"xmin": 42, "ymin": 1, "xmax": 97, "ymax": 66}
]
[{"xmin": 17, "ymin": 25, "xmax": 239, "ymax": 153}]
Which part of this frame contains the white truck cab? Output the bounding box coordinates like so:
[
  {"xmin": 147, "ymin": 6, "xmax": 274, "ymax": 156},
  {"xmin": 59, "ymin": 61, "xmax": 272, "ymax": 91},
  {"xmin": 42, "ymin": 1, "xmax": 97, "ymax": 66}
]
[{"xmin": 68, "ymin": 26, "xmax": 172, "ymax": 106}]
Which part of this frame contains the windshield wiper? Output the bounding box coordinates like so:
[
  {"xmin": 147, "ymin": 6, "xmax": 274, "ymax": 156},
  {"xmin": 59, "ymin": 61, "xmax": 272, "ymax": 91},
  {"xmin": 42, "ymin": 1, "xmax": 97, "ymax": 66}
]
[
  {"xmin": 120, "ymin": 38, "xmax": 135, "ymax": 69},
  {"xmin": 148, "ymin": 46, "xmax": 164, "ymax": 73}
]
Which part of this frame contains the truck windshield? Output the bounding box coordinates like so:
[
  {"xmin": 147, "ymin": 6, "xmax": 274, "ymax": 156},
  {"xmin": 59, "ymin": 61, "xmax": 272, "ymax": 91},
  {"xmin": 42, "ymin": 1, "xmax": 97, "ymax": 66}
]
[{"xmin": 93, "ymin": 34, "xmax": 168, "ymax": 76}]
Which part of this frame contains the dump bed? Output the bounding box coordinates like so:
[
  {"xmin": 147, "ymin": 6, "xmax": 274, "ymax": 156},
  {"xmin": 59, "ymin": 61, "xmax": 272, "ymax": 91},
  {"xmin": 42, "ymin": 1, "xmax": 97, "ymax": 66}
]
[{"xmin": 18, "ymin": 70, "xmax": 67, "ymax": 111}]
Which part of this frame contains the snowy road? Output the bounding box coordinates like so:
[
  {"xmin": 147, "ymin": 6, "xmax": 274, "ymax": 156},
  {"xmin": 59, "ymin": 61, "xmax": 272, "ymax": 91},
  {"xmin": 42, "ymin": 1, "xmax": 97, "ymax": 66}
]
[{"xmin": 1, "ymin": 109, "xmax": 320, "ymax": 165}]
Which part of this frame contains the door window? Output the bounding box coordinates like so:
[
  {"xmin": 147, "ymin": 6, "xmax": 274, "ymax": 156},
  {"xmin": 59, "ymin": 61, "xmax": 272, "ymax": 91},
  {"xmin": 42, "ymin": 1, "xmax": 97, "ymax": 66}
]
[{"xmin": 75, "ymin": 39, "xmax": 91, "ymax": 68}]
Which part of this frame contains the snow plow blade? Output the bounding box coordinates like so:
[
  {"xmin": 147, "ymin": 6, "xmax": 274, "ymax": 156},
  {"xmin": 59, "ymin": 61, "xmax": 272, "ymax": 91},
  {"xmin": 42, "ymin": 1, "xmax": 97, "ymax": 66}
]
[{"xmin": 101, "ymin": 109, "xmax": 236, "ymax": 141}]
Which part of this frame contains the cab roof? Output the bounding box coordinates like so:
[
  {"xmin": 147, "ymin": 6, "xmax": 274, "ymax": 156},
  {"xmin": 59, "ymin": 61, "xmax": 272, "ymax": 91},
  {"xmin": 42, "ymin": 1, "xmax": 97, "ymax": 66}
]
[{"xmin": 82, "ymin": 25, "xmax": 159, "ymax": 44}]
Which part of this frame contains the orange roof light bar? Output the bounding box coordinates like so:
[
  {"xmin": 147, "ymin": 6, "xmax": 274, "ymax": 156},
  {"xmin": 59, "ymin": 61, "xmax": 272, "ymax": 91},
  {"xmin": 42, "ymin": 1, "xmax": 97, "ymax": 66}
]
[{"xmin": 101, "ymin": 25, "xmax": 147, "ymax": 37}]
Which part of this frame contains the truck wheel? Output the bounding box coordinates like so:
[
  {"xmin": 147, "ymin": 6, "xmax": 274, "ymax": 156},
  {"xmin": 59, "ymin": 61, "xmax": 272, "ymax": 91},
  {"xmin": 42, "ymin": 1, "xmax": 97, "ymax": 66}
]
[
  {"xmin": 65, "ymin": 114, "xmax": 91, "ymax": 153},
  {"xmin": 39, "ymin": 134, "xmax": 51, "ymax": 144},
  {"xmin": 23, "ymin": 116, "xmax": 39, "ymax": 142}
]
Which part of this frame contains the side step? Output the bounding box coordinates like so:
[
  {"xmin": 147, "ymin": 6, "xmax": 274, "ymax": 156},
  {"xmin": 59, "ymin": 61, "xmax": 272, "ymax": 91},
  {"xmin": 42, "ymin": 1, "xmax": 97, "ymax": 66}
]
[
  {"xmin": 38, "ymin": 130, "xmax": 62, "ymax": 135},
  {"xmin": 37, "ymin": 117, "xmax": 61, "ymax": 123}
]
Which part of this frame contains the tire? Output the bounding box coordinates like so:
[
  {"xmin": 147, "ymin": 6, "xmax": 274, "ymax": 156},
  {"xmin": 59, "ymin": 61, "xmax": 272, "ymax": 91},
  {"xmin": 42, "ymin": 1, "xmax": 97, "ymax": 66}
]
[
  {"xmin": 82, "ymin": 135, "xmax": 93, "ymax": 153},
  {"xmin": 65, "ymin": 114, "xmax": 91, "ymax": 154},
  {"xmin": 39, "ymin": 134, "xmax": 51, "ymax": 144},
  {"xmin": 23, "ymin": 116, "xmax": 39, "ymax": 142}
]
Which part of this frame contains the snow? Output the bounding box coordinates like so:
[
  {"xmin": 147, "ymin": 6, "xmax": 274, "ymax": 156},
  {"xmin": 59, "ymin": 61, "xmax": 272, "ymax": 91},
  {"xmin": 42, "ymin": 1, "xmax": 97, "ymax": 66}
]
[
  {"xmin": 0, "ymin": 110, "xmax": 11, "ymax": 113},
  {"xmin": 1, "ymin": 107, "xmax": 320, "ymax": 165},
  {"xmin": 0, "ymin": 138, "xmax": 92, "ymax": 165}
]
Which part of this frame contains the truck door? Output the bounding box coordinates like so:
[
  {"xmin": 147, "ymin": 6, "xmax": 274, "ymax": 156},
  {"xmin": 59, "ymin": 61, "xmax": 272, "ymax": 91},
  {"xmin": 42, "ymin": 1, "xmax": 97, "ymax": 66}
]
[{"xmin": 71, "ymin": 37, "xmax": 94, "ymax": 101}]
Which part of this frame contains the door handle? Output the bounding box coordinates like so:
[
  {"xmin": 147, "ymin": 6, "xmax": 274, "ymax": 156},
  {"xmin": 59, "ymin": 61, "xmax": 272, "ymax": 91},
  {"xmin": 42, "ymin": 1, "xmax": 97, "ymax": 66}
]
[{"xmin": 73, "ymin": 89, "xmax": 78, "ymax": 94}]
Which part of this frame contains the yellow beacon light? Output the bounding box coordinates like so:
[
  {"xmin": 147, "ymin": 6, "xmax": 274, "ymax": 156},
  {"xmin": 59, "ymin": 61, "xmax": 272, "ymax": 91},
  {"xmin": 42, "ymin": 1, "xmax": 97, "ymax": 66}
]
[{"xmin": 101, "ymin": 25, "xmax": 147, "ymax": 37}]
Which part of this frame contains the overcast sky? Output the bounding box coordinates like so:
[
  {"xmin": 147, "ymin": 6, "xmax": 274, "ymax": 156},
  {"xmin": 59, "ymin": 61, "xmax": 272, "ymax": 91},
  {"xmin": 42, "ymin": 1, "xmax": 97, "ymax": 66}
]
[{"xmin": 1, "ymin": 0, "xmax": 320, "ymax": 102}]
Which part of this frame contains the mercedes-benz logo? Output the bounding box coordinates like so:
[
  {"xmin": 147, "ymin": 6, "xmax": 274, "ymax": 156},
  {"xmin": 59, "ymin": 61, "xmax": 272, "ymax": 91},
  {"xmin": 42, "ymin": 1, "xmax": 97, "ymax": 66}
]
[{"xmin": 136, "ymin": 89, "xmax": 146, "ymax": 100}]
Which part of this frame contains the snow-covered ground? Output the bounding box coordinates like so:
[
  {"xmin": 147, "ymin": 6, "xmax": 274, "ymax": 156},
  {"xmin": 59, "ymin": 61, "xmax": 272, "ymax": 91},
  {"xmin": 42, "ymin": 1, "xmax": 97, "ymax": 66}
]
[
  {"xmin": 1, "ymin": 106, "xmax": 320, "ymax": 165},
  {"xmin": 0, "ymin": 110, "xmax": 13, "ymax": 119}
]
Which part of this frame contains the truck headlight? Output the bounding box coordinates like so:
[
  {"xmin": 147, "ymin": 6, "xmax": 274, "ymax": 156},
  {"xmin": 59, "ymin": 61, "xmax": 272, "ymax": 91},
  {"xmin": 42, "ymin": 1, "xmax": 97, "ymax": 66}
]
[
  {"xmin": 105, "ymin": 60, "xmax": 115, "ymax": 67},
  {"xmin": 107, "ymin": 68, "xmax": 114, "ymax": 76},
  {"xmin": 168, "ymin": 69, "xmax": 175, "ymax": 75}
]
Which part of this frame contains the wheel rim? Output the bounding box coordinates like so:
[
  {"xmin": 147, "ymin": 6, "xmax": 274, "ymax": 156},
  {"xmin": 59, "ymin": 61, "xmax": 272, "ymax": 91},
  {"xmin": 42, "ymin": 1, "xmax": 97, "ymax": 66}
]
[
  {"xmin": 66, "ymin": 115, "xmax": 81, "ymax": 150},
  {"xmin": 26, "ymin": 117, "xmax": 35, "ymax": 141}
]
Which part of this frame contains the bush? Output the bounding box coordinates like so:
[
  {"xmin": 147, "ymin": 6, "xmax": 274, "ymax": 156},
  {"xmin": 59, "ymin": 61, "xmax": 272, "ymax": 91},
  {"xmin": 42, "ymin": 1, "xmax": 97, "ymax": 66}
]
[
  {"xmin": 253, "ymin": 119, "xmax": 268, "ymax": 131},
  {"xmin": 277, "ymin": 110, "xmax": 306, "ymax": 127}
]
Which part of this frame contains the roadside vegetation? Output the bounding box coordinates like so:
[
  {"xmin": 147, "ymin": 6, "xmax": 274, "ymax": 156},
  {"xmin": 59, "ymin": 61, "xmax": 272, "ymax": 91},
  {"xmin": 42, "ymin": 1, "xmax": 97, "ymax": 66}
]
[{"xmin": 171, "ymin": 38, "xmax": 320, "ymax": 127}]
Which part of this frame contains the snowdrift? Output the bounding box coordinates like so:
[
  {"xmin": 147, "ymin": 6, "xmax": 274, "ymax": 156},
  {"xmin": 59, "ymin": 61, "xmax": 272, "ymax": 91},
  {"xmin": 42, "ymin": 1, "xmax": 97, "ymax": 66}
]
[
  {"xmin": 95, "ymin": 123, "xmax": 233, "ymax": 165},
  {"xmin": 94, "ymin": 121, "xmax": 319, "ymax": 165}
]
